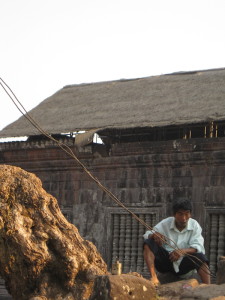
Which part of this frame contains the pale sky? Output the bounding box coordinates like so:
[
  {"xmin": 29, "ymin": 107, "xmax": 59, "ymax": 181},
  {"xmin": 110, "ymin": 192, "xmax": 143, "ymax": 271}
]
[{"xmin": 1, "ymin": 0, "xmax": 225, "ymax": 131}]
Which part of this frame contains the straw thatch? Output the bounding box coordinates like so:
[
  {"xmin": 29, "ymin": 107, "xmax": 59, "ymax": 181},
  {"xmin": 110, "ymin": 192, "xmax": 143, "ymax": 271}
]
[{"xmin": 0, "ymin": 68, "xmax": 225, "ymax": 138}]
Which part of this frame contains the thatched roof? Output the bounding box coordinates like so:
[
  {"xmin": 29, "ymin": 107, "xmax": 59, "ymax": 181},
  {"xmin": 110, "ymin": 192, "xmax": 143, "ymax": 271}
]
[{"xmin": 0, "ymin": 68, "xmax": 225, "ymax": 138}]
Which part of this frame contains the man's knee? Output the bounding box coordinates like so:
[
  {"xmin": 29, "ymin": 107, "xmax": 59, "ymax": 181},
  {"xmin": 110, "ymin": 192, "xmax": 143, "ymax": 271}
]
[
  {"xmin": 143, "ymin": 244, "xmax": 149, "ymax": 250},
  {"xmin": 143, "ymin": 243, "xmax": 153, "ymax": 255},
  {"xmin": 192, "ymin": 253, "xmax": 209, "ymax": 268},
  {"xmin": 143, "ymin": 238, "xmax": 160, "ymax": 255}
]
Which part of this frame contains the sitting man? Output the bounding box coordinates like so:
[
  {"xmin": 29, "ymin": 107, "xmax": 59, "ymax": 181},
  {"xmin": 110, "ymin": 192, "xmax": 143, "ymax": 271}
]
[{"xmin": 143, "ymin": 198, "xmax": 210, "ymax": 285}]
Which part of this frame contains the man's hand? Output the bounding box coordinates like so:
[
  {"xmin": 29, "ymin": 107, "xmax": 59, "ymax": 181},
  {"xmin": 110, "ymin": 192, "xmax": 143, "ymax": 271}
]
[
  {"xmin": 150, "ymin": 233, "xmax": 165, "ymax": 246},
  {"xmin": 169, "ymin": 250, "xmax": 182, "ymax": 262},
  {"xmin": 169, "ymin": 247, "xmax": 196, "ymax": 262}
]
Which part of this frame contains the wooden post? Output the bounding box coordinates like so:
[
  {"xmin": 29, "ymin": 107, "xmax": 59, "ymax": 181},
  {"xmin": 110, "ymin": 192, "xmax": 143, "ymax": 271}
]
[{"xmin": 209, "ymin": 121, "xmax": 214, "ymax": 138}]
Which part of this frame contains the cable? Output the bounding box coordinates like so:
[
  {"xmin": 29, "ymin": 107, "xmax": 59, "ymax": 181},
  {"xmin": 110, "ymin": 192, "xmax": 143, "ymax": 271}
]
[{"xmin": 0, "ymin": 77, "xmax": 215, "ymax": 279}]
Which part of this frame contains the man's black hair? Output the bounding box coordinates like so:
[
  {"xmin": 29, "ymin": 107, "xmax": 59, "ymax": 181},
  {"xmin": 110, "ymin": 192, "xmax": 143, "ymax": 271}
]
[{"xmin": 172, "ymin": 198, "xmax": 192, "ymax": 214}]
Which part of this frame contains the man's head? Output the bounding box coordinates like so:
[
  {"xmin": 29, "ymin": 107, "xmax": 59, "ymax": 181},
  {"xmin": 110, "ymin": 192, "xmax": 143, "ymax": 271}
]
[{"xmin": 172, "ymin": 198, "xmax": 192, "ymax": 230}]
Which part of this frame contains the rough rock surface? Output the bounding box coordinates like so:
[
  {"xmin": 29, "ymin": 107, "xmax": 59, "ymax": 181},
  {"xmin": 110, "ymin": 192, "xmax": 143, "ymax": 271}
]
[
  {"xmin": 180, "ymin": 283, "xmax": 225, "ymax": 300},
  {"xmin": 157, "ymin": 278, "xmax": 199, "ymax": 299},
  {"xmin": 157, "ymin": 279, "xmax": 225, "ymax": 300},
  {"xmin": 0, "ymin": 165, "xmax": 108, "ymax": 300},
  {"xmin": 89, "ymin": 274, "xmax": 157, "ymax": 300}
]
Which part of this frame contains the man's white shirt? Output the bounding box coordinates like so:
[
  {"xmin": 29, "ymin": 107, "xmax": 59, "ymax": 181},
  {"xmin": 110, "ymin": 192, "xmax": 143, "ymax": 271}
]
[{"xmin": 143, "ymin": 217, "xmax": 205, "ymax": 272}]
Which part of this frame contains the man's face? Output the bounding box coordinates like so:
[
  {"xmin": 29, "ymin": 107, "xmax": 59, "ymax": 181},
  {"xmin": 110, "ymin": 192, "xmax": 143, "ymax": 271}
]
[{"xmin": 174, "ymin": 209, "xmax": 191, "ymax": 230}]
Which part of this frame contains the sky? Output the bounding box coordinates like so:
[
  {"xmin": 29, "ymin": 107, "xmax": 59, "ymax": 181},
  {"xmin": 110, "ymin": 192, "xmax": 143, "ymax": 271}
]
[{"xmin": 1, "ymin": 0, "xmax": 225, "ymax": 131}]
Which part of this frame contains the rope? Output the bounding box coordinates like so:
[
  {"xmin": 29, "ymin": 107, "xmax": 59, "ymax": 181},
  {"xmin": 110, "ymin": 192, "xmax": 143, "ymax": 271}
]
[{"xmin": 0, "ymin": 77, "xmax": 214, "ymax": 278}]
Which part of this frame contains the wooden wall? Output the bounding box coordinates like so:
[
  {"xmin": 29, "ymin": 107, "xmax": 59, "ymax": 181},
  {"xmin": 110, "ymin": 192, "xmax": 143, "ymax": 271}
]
[{"xmin": 1, "ymin": 136, "xmax": 225, "ymax": 276}]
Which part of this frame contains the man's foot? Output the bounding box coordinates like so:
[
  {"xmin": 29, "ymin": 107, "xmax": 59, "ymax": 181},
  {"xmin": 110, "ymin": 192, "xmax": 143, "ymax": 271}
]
[{"xmin": 149, "ymin": 277, "xmax": 160, "ymax": 287}]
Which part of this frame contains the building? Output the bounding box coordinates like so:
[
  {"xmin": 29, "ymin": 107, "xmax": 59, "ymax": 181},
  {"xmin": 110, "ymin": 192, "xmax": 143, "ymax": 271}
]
[{"xmin": 0, "ymin": 68, "xmax": 225, "ymax": 278}]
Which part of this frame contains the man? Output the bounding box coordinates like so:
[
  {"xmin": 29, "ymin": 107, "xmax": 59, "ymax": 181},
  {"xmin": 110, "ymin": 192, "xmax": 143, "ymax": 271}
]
[{"xmin": 143, "ymin": 198, "xmax": 210, "ymax": 285}]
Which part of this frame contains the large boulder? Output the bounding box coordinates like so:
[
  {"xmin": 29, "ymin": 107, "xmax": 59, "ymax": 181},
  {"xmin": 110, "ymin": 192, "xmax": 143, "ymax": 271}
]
[
  {"xmin": 0, "ymin": 165, "xmax": 108, "ymax": 300},
  {"xmin": 89, "ymin": 274, "xmax": 157, "ymax": 300}
]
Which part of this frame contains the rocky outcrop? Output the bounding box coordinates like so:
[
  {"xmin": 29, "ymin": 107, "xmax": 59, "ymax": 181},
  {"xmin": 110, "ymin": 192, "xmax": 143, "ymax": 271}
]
[{"xmin": 0, "ymin": 165, "xmax": 108, "ymax": 300}]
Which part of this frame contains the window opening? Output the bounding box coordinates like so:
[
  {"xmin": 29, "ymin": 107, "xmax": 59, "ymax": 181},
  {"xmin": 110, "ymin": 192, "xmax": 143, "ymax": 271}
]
[
  {"xmin": 111, "ymin": 212, "xmax": 156, "ymax": 277},
  {"xmin": 208, "ymin": 213, "xmax": 225, "ymax": 275}
]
